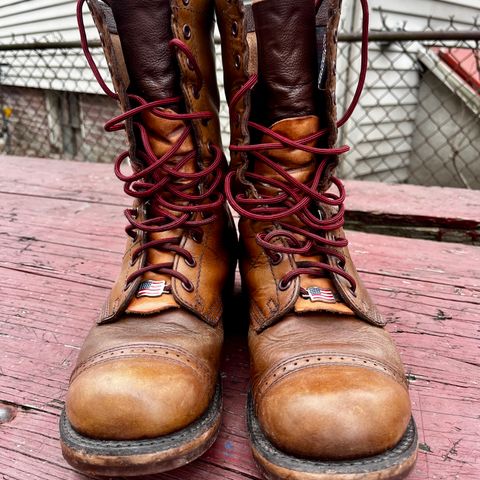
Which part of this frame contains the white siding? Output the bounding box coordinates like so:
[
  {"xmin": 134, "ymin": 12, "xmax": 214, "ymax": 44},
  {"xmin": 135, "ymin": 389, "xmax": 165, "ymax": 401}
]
[
  {"xmin": 0, "ymin": 0, "xmax": 95, "ymax": 43},
  {"xmin": 0, "ymin": 0, "xmax": 479, "ymax": 179},
  {"xmin": 338, "ymin": 0, "xmax": 480, "ymax": 181}
]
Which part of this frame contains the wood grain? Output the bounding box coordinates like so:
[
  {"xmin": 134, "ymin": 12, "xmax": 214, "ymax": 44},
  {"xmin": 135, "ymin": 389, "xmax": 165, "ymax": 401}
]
[{"xmin": 0, "ymin": 155, "xmax": 479, "ymax": 479}]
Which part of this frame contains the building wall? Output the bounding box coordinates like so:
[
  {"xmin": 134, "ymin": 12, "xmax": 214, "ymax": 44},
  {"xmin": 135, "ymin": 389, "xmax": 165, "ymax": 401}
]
[
  {"xmin": 1, "ymin": 85, "xmax": 51, "ymax": 158},
  {"xmin": 409, "ymin": 71, "xmax": 480, "ymax": 189},
  {"xmin": 338, "ymin": 0, "xmax": 480, "ymax": 181},
  {"xmin": 0, "ymin": 0, "xmax": 479, "ymax": 181},
  {"xmin": 1, "ymin": 84, "xmax": 125, "ymax": 162}
]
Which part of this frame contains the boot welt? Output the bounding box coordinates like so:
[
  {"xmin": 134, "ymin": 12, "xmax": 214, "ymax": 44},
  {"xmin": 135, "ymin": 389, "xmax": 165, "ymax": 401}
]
[
  {"xmin": 247, "ymin": 393, "xmax": 418, "ymax": 480},
  {"xmin": 59, "ymin": 382, "xmax": 222, "ymax": 477}
]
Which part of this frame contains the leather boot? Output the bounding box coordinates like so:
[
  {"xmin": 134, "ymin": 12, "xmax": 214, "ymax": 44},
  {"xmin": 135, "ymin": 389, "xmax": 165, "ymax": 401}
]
[
  {"xmin": 216, "ymin": 0, "xmax": 419, "ymax": 478},
  {"xmin": 60, "ymin": 0, "xmax": 236, "ymax": 476}
]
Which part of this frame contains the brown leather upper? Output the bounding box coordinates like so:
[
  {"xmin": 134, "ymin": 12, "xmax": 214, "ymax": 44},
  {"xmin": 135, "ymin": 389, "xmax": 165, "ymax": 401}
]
[
  {"xmin": 251, "ymin": 0, "xmax": 318, "ymax": 124},
  {"xmin": 249, "ymin": 313, "xmax": 411, "ymax": 459},
  {"xmin": 214, "ymin": 0, "xmax": 251, "ymax": 177},
  {"xmin": 66, "ymin": 0, "xmax": 234, "ymax": 441},
  {"xmin": 67, "ymin": 310, "xmax": 223, "ymax": 439},
  {"xmin": 218, "ymin": 0, "xmax": 413, "ymax": 461}
]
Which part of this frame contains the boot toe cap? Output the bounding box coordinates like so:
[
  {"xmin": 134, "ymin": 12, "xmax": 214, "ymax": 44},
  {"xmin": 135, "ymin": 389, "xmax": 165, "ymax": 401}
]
[
  {"xmin": 66, "ymin": 356, "xmax": 212, "ymax": 440},
  {"xmin": 257, "ymin": 365, "xmax": 411, "ymax": 459}
]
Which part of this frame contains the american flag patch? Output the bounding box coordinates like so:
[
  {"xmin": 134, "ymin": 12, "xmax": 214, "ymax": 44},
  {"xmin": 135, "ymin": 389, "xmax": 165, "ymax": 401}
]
[
  {"xmin": 302, "ymin": 286, "xmax": 337, "ymax": 303},
  {"xmin": 136, "ymin": 280, "xmax": 166, "ymax": 298}
]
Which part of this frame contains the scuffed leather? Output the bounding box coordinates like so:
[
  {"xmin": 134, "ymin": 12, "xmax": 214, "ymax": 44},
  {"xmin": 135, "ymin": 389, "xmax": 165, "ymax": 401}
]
[
  {"xmin": 172, "ymin": 206, "xmax": 236, "ymax": 326},
  {"xmin": 67, "ymin": 309, "xmax": 223, "ymax": 439},
  {"xmin": 239, "ymin": 216, "xmax": 300, "ymax": 332},
  {"xmin": 98, "ymin": 201, "xmax": 148, "ymax": 324},
  {"xmin": 249, "ymin": 313, "xmax": 411, "ymax": 459},
  {"xmin": 324, "ymin": 222, "xmax": 385, "ymax": 326},
  {"xmin": 214, "ymin": 0, "xmax": 251, "ymax": 177},
  {"xmin": 219, "ymin": 0, "xmax": 413, "ymax": 462},
  {"xmin": 68, "ymin": 0, "xmax": 235, "ymax": 444}
]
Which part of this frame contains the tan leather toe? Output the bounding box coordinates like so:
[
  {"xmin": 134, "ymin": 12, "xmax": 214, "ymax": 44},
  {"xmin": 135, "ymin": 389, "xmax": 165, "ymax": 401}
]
[
  {"xmin": 256, "ymin": 365, "xmax": 412, "ymax": 460},
  {"xmin": 66, "ymin": 356, "xmax": 212, "ymax": 440}
]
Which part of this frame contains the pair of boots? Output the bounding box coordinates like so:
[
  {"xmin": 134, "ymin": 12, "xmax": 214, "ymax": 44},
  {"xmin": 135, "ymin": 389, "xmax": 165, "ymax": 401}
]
[{"xmin": 60, "ymin": 0, "xmax": 418, "ymax": 479}]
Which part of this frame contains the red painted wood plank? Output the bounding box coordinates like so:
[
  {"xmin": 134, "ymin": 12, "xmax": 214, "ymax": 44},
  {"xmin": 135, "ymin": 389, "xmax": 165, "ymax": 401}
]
[
  {"xmin": 1, "ymin": 156, "xmax": 480, "ymax": 479},
  {"xmin": 0, "ymin": 155, "xmax": 124, "ymax": 205},
  {"xmin": 2, "ymin": 154, "xmax": 480, "ymax": 230},
  {"xmin": 344, "ymin": 180, "xmax": 480, "ymax": 224}
]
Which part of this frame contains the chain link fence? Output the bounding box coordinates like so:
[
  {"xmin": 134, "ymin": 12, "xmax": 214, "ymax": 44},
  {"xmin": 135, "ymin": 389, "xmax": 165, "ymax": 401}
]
[{"xmin": 0, "ymin": 17, "xmax": 479, "ymax": 188}]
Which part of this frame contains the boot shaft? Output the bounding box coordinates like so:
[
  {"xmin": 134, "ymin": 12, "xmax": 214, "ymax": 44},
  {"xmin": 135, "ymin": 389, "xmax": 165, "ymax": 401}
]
[
  {"xmin": 88, "ymin": 0, "xmax": 223, "ymax": 163},
  {"xmin": 217, "ymin": 0, "xmax": 383, "ymax": 330},
  {"xmin": 78, "ymin": 0, "xmax": 236, "ymax": 326},
  {"xmin": 216, "ymin": 0, "xmax": 343, "ymax": 187}
]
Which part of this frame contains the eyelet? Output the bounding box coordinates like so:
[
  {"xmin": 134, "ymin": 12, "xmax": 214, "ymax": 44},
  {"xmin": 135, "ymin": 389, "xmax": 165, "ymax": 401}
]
[
  {"xmin": 182, "ymin": 281, "xmax": 194, "ymax": 292},
  {"xmin": 233, "ymin": 53, "xmax": 241, "ymax": 69},
  {"xmin": 130, "ymin": 254, "xmax": 138, "ymax": 267},
  {"xmin": 270, "ymin": 253, "xmax": 283, "ymax": 266},
  {"xmin": 123, "ymin": 282, "xmax": 132, "ymax": 292},
  {"xmin": 192, "ymin": 85, "xmax": 200, "ymax": 99},
  {"xmin": 183, "ymin": 24, "xmax": 191, "ymax": 40},
  {"xmin": 231, "ymin": 21, "xmax": 238, "ymax": 37},
  {"xmin": 278, "ymin": 279, "xmax": 291, "ymax": 291},
  {"xmin": 182, "ymin": 0, "xmax": 189, "ymax": 4},
  {"xmin": 191, "ymin": 231, "xmax": 203, "ymax": 243},
  {"xmin": 184, "ymin": 256, "xmax": 196, "ymax": 268},
  {"xmin": 207, "ymin": 141, "xmax": 215, "ymax": 154},
  {"xmin": 186, "ymin": 58, "xmax": 195, "ymax": 70},
  {"xmin": 349, "ymin": 286, "xmax": 357, "ymax": 298}
]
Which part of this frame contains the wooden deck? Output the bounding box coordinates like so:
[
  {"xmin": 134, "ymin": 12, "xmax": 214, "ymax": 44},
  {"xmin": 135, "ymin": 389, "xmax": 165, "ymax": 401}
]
[{"xmin": 0, "ymin": 155, "xmax": 479, "ymax": 480}]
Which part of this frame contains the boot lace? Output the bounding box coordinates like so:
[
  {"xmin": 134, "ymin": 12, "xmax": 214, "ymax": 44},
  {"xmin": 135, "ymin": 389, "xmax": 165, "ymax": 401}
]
[
  {"xmin": 77, "ymin": 0, "xmax": 224, "ymax": 293},
  {"xmin": 225, "ymin": 0, "xmax": 370, "ymax": 294}
]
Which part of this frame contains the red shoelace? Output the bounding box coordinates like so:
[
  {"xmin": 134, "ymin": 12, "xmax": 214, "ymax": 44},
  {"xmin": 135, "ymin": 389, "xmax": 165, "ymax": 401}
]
[
  {"xmin": 77, "ymin": 0, "xmax": 224, "ymax": 292},
  {"xmin": 225, "ymin": 0, "xmax": 370, "ymax": 294}
]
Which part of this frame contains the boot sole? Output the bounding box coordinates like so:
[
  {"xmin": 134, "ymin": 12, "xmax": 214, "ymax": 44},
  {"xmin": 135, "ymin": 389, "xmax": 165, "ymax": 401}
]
[
  {"xmin": 247, "ymin": 393, "xmax": 418, "ymax": 480},
  {"xmin": 60, "ymin": 382, "xmax": 222, "ymax": 476}
]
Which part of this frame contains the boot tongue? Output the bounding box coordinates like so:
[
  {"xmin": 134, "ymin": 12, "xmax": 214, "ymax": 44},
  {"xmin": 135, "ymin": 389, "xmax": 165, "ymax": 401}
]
[
  {"xmin": 253, "ymin": 115, "xmax": 354, "ymax": 316},
  {"xmin": 126, "ymin": 109, "xmax": 197, "ymax": 316},
  {"xmin": 253, "ymin": 115, "xmax": 320, "ymax": 197},
  {"xmin": 109, "ymin": 1, "xmax": 195, "ymax": 314}
]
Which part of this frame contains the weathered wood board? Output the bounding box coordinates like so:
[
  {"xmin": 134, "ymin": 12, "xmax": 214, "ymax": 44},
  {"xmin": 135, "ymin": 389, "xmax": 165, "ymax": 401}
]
[{"xmin": 0, "ymin": 155, "xmax": 479, "ymax": 479}]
